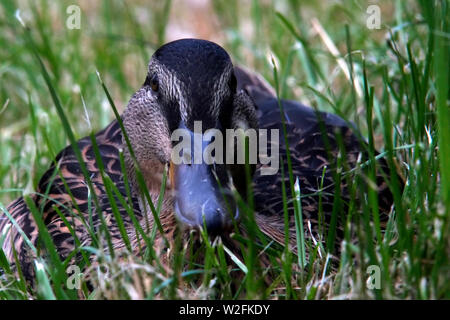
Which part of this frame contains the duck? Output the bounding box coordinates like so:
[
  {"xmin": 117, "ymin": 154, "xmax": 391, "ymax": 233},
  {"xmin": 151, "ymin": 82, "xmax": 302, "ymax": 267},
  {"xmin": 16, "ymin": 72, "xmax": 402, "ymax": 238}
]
[{"xmin": 0, "ymin": 38, "xmax": 396, "ymax": 283}]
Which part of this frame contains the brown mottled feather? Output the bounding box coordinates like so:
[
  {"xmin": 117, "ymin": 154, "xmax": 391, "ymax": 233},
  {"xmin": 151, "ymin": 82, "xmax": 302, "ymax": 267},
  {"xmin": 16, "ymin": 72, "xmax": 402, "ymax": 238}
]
[{"xmin": 236, "ymin": 65, "xmax": 395, "ymax": 255}]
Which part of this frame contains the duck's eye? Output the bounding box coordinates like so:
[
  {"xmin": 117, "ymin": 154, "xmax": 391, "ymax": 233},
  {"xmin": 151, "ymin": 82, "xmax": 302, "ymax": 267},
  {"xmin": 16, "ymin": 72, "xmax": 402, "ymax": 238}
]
[
  {"xmin": 150, "ymin": 75, "xmax": 159, "ymax": 92},
  {"xmin": 145, "ymin": 74, "xmax": 159, "ymax": 92}
]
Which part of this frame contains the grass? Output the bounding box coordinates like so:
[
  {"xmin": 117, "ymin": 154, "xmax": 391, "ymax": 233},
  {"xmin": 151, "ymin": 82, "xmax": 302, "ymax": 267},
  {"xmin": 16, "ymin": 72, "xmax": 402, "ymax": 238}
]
[{"xmin": 0, "ymin": 0, "xmax": 449, "ymax": 299}]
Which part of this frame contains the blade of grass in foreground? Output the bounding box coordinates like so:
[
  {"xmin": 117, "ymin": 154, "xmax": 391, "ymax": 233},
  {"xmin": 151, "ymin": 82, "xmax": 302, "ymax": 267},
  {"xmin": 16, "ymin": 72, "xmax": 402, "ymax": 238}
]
[
  {"xmin": 0, "ymin": 202, "xmax": 37, "ymax": 256},
  {"xmin": 271, "ymin": 54, "xmax": 307, "ymax": 299},
  {"xmin": 89, "ymin": 132, "xmax": 132, "ymax": 253},
  {"xmin": 432, "ymin": 0, "xmax": 450, "ymax": 291},
  {"xmin": 279, "ymin": 156, "xmax": 294, "ymax": 299},
  {"xmin": 34, "ymin": 260, "xmax": 56, "ymax": 300},
  {"xmin": 24, "ymin": 196, "xmax": 75, "ymax": 299},
  {"xmin": 434, "ymin": 2, "xmax": 450, "ymax": 212}
]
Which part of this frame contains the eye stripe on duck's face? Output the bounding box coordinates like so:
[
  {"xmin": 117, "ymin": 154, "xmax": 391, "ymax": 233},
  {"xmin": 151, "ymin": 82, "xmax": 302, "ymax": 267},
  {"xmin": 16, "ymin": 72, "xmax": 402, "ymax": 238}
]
[{"xmin": 148, "ymin": 60, "xmax": 234, "ymax": 129}]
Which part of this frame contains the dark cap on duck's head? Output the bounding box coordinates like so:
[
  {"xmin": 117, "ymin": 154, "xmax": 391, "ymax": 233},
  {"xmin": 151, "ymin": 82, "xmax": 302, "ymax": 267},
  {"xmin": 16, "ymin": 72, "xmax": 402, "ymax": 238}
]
[
  {"xmin": 122, "ymin": 39, "xmax": 257, "ymax": 235},
  {"xmin": 153, "ymin": 39, "xmax": 232, "ymax": 82}
]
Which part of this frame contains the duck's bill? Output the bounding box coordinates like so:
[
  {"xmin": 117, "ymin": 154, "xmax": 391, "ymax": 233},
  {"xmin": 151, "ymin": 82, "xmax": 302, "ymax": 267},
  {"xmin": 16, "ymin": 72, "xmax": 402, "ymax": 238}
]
[{"xmin": 171, "ymin": 159, "xmax": 239, "ymax": 234}]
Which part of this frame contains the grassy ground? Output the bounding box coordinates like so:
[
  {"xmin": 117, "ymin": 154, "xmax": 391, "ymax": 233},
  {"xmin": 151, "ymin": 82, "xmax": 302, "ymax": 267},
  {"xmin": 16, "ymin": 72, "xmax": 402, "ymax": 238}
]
[{"xmin": 0, "ymin": 0, "xmax": 449, "ymax": 299}]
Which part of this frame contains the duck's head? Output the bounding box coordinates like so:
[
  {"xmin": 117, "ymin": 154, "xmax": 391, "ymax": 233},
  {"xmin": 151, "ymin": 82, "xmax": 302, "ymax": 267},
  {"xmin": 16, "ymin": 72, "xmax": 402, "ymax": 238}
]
[{"xmin": 122, "ymin": 39, "xmax": 258, "ymax": 235}]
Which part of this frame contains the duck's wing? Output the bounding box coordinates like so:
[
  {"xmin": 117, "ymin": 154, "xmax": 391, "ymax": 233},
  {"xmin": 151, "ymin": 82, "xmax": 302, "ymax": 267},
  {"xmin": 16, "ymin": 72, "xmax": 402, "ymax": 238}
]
[
  {"xmin": 1, "ymin": 120, "xmax": 140, "ymax": 280},
  {"xmin": 0, "ymin": 196, "xmax": 40, "ymax": 279},
  {"xmin": 234, "ymin": 65, "xmax": 395, "ymax": 254},
  {"xmin": 35, "ymin": 120, "xmax": 142, "ymax": 253}
]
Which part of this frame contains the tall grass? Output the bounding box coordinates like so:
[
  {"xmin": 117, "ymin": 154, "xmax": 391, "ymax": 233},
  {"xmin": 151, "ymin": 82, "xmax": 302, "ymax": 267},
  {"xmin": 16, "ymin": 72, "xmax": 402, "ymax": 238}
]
[{"xmin": 0, "ymin": 0, "xmax": 448, "ymax": 299}]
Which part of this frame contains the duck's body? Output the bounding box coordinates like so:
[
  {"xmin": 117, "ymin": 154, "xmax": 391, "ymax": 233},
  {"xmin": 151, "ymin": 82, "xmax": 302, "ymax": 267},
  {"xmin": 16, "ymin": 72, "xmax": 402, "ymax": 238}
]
[{"xmin": 1, "ymin": 40, "xmax": 395, "ymax": 282}]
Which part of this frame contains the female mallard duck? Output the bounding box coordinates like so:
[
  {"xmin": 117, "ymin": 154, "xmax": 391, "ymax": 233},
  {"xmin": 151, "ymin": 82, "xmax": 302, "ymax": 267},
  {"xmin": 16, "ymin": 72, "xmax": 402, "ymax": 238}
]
[{"xmin": 0, "ymin": 39, "xmax": 395, "ymax": 281}]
